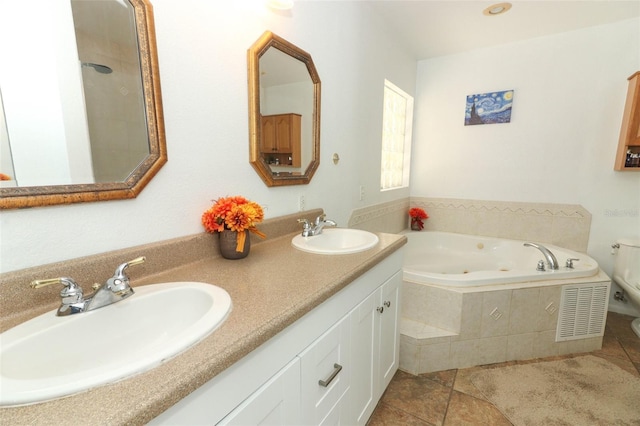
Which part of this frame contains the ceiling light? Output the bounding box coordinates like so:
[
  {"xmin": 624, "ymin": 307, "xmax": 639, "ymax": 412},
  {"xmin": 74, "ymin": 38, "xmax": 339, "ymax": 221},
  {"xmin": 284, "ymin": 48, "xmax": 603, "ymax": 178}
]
[
  {"xmin": 267, "ymin": 0, "xmax": 294, "ymax": 10},
  {"xmin": 483, "ymin": 2, "xmax": 512, "ymax": 16}
]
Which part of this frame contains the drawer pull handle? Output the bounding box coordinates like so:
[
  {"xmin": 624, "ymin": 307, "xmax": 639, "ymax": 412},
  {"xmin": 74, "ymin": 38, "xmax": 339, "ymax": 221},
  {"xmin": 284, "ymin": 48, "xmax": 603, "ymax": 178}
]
[
  {"xmin": 318, "ymin": 363, "xmax": 342, "ymax": 387},
  {"xmin": 384, "ymin": 301, "xmax": 391, "ymax": 308},
  {"xmin": 377, "ymin": 306, "xmax": 384, "ymax": 313}
]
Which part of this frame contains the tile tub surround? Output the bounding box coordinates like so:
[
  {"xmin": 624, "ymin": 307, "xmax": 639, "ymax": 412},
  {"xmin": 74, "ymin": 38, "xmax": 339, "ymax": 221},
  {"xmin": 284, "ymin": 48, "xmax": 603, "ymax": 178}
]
[
  {"xmin": 399, "ymin": 270, "xmax": 611, "ymax": 375},
  {"xmin": 349, "ymin": 198, "xmax": 410, "ymax": 234},
  {"xmin": 0, "ymin": 210, "xmax": 407, "ymax": 425},
  {"xmin": 348, "ymin": 197, "xmax": 590, "ymax": 253},
  {"xmin": 409, "ymin": 197, "xmax": 591, "ymax": 252}
]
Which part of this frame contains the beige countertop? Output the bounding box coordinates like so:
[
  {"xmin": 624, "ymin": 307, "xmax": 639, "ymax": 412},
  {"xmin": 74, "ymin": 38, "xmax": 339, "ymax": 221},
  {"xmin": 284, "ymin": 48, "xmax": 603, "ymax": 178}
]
[{"xmin": 0, "ymin": 226, "xmax": 406, "ymax": 425}]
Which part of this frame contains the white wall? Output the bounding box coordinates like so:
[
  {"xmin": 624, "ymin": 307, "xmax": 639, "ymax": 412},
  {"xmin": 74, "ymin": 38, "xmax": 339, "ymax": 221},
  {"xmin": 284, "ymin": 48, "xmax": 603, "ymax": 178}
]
[
  {"xmin": 411, "ymin": 18, "xmax": 640, "ymax": 315},
  {"xmin": 0, "ymin": 1, "xmax": 415, "ymax": 273}
]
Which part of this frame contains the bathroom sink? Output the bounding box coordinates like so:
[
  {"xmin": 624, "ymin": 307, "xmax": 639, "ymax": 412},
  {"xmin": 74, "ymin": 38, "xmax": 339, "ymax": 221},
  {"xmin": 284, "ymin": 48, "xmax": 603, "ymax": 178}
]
[
  {"xmin": 292, "ymin": 228, "xmax": 379, "ymax": 255},
  {"xmin": 0, "ymin": 281, "xmax": 231, "ymax": 406}
]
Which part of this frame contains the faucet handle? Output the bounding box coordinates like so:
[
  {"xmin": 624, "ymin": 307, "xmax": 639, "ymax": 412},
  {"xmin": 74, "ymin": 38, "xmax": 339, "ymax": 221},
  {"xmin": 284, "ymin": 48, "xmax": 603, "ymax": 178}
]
[
  {"xmin": 128, "ymin": 256, "xmax": 146, "ymax": 266},
  {"xmin": 121, "ymin": 256, "xmax": 146, "ymax": 269},
  {"xmin": 565, "ymin": 258, "xmax": 580, "ymax": 269},
  {"xmin": 108, "ymin": 256, "xmax": 145, "ymax": 294},
  {"xmin": 31, "ymin": 277, "xmax": 79, "ymax": 290},
  {"xmin": 113, "ymin": 256, "xmax": 146, "ymax": 278},
  {"xmin": 31, "ymin": 277, "xmax": 84, "ymax": 303},
  {"xmin": 298, "ymin": 218, "xmax": 312, "ymax": 236},
  {"xmin": 31, "ymin": 277, "xmax": 86, "ymax": 316},
  {"xmin": 314, "ymin": 214, "xmax": 326, "ymax": 225},
  {"xmin": 297, "ymin": 218, "xmax": 311, "ymax": 228}
]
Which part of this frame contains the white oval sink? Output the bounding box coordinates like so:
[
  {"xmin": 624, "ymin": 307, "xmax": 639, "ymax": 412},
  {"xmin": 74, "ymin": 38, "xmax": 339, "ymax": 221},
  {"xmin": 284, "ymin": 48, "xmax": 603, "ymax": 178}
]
[
  {"xmin": 292, "ymin": 228, "xmax": 379, "ymax": 255},
  {"xmin": 0, "ymin": 281, "xmax": 231, "ymax": 406}
]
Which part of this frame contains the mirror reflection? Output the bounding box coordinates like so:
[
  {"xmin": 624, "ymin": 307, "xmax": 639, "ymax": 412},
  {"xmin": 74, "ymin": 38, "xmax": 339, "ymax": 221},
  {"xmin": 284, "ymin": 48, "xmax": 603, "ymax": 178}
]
[
  {"xmin": 259, "ymin": 48, "xmax": 313, "ymax": 173},
  {"xmin": 248, "ymin": 31, "xmax": 320, "ymax": 187},
  {"xmin": 0, "ymin": 0, "xmax": 166, "ymax": 209},
  {"xmin": 72, "ymin": 0, "xmax": 150, "ymax": 183},
  {"xmin": 0, "ymin": 89, "xmax": 15, "ymax": 185}
]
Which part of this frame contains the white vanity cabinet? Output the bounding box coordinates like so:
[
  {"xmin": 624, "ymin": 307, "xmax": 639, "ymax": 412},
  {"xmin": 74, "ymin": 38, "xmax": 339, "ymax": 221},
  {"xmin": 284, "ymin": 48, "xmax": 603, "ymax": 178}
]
[
  {"xmin": 349, "ymin": 271, "xmax": 401, "ymax": 425},
  {"xmin": 218, "ymin": 358, "xmax": 301, "ymax": 425},
  {"xmin": 378, "ymin": 274, "xmax": 401, "ymax": 393},
  {"xmin": 150, "ymin": 249, "xmax": 403, "ymax": 426}
]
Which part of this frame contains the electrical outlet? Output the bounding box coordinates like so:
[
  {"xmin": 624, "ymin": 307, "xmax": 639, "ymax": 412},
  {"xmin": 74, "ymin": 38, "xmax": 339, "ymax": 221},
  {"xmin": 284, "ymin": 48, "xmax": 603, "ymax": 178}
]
[
  {"xmin": 299, "ymin": 194, "xmax": 305, "ymax": 211},
  {"xmin": 359, "ymin": 185, "xmax": 365, "ymax": 201}
]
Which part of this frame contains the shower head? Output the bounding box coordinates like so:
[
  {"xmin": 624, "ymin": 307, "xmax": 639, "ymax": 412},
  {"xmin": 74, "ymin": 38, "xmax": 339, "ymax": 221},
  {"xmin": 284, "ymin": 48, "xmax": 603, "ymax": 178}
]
[{"xmin": 81, "ymin": 62, "xmax": 113, "ymax": 74}]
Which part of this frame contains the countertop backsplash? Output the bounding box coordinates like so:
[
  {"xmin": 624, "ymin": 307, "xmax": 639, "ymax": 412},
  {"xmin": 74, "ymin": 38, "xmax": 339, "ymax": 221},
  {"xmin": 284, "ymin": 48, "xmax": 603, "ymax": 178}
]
[{"xmin": 0, "ymin": 209, "xmax": 324, "ymax": 333}]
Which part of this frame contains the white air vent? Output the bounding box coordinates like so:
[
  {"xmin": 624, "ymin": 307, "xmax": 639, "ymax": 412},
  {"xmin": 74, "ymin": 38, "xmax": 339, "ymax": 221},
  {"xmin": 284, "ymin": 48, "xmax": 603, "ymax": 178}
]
[{"xmin": 556, "ymin": 282, "xmax": 610, "ymax": 342}]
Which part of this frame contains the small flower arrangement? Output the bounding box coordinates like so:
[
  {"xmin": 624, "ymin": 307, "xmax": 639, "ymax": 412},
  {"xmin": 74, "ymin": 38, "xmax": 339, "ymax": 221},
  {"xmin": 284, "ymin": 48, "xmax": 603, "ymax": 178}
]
[
  {"xmin": 409, "ymin": 207, "xmax": 429, "ymax": 230},
  {"xmin": 202, "ymin": 196, "xmax": 266, "ymax": 252}
]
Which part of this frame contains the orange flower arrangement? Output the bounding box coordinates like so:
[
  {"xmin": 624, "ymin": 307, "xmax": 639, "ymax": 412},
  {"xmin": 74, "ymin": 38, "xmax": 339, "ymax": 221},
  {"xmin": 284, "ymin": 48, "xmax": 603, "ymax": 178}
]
[
  {"xmin": 202, "ymin": 196, "xmax": 266, "ymax": 251},
  {"xmin": 409, "ymin": 207, "xmax": 429, "ymax": 230}
]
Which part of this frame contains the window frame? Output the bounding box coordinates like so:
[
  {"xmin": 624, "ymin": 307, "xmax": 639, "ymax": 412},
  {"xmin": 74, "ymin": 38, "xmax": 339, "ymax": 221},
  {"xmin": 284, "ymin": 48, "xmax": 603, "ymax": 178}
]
[{"xmin": 380, "ymin": 79, "xmax": 414, "ymax": 191}]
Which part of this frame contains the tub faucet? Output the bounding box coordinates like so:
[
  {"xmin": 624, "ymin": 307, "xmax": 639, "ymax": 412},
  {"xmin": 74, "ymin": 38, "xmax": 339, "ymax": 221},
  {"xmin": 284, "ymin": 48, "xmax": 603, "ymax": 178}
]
[
  {"xmin": 298, "ymin": 214, "xmax": 337, "ymax": 236},
  {"xmin": 523, "ymin": 242, "xmax": 559, "ymax": 270},
  {"xmin": 30, "ymin": 256, "xmax": 145, "ymax": 316}
]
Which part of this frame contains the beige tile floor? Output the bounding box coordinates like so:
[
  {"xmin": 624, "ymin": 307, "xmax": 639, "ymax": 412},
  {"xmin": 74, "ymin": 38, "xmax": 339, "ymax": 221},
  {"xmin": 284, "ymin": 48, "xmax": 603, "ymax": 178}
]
[{"xmin": 368, "ymin": 312, "xmax": 640, "ymax": 425}]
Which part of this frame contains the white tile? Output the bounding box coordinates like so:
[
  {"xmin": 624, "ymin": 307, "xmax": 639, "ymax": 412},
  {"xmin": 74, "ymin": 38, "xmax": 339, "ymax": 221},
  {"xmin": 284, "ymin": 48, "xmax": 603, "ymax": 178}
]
[
  {"xmin": 507, "ymin": 333, "xmax": 536, "ymax": 361},
  {"xmin": 450, "ymin": 339, "xmax": 481, "ymax": 369},
  {"xmin": 476, "ymin": 336, "xmax": 508, "ymax": 365},
  {"xmin": 537, "ymin": 285, "xmax": 561, "ymax": 331},
  {"xmin": 424, "ymin": 286, "xmax": 462, "ymax": 332},
  {"xmin": 400, "ymin": 282, "xmax": 426, "ymax": 322},
  {"xmin": 582, "ymin": 336, "xmax": 604, "ymax": 352},
  {"xmin": 417, "ymin": 342, "xmax": 452, "ymax": 373},
  {"xmin": 481, "ymin": 290, "xmax": 512, "ymax": 338},
  {"xmin": 509, "ymin": 288, "xmax": 540, "ymax": 335},
  {"xmin": 457, "ymin": 292, "xmax": 482, "ymax": 341},
  {"xmin": 532, "ymin": 330, "xmax": 559, "ymax": 358},
  {"xmin": 399, "ymin": 318, "xmax": 455, "ymax": 344},
  {"xmin": 399, "ymin": 339, "xmax": 419, "ymax": 375}
]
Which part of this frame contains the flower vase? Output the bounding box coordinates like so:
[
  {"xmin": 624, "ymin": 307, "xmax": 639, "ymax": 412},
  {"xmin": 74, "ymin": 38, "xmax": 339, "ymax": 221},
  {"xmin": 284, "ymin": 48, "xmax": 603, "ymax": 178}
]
[
  {"xmin": 410, "ymin": 220, "xmax": 422, "ymax": 231},
  {"xmin": 219, "ymin": 229, "xmax": 250, "ymax": 259}
]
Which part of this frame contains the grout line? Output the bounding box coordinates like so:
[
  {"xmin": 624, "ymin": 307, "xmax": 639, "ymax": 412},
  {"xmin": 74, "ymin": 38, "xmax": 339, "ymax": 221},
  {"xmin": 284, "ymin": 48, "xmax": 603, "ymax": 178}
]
[{"xmin": 440, "ymin": 370, "xmax": 457, "ymax": 425}]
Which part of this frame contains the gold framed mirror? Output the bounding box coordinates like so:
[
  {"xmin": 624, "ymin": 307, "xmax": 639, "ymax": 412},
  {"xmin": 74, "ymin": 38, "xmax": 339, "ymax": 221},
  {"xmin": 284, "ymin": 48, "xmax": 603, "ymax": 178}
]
[
  {"xmin": 248, "ymin": 31, "xmax": 320, "ymax": 186},
  {"xmin": 0, "ymin": 0, "xmax": 166, "ymax": 209}
]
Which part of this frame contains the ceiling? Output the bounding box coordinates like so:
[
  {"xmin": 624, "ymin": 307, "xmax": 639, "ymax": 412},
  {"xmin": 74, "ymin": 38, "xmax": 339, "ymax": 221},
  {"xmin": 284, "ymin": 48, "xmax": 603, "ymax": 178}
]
[{"xmin": 366, "ymin": 1, "xmax": 640, "ymax": 60}]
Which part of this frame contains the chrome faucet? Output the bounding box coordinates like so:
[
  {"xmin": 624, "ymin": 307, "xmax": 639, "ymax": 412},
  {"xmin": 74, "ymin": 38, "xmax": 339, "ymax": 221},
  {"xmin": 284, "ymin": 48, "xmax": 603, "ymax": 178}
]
[
  {"xmin": 298, "ymin": 214, "xmax": 337, "ymax": 236},
  {"xmin": 523, "ymin": 242, "xmax": 559, "ymax": 270},
  {"xmin": 30, "ymin": 256, "xmax": 145, "ymax": 316}
]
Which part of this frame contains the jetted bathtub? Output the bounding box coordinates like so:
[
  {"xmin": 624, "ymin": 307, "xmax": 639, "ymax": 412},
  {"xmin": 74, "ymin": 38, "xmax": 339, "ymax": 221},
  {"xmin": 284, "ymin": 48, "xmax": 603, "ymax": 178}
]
[{"xmin": 402, "ymin": 231, "xmax": 599, "ymax": 287}]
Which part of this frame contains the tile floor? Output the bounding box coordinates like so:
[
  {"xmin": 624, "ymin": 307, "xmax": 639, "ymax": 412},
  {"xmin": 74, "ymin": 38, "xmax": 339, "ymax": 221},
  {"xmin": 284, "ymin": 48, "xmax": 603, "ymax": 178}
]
[{"xmin": 368, "ymin": 312, "xmax": 640, "ymax": 425}]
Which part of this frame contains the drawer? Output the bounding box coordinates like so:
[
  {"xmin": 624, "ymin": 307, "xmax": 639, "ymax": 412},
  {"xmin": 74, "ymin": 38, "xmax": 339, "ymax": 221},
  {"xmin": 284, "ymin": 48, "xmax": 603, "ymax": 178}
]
[{"xmin": 298, "ymin": 315, "xmax": 350, "ymax": 425}]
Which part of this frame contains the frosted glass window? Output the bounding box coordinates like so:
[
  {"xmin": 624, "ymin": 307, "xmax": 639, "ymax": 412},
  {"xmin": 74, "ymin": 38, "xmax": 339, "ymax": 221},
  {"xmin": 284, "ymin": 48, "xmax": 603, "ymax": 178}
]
[{"xmin": 380, "ymin": 79, "xmax": 413, "ymax": 190}]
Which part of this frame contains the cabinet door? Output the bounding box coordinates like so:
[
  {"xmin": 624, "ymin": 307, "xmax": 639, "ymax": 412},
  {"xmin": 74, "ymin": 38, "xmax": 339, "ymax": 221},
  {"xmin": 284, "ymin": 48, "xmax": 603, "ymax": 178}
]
[
  {"xmin": 377, "ymin": 271, "xmax": 401, "ymax": 394},
  {"xmin": 348, "ymin": 290, "xmax": 378, "ymax": 425},
  {"xmin": 218, "ymin": 358, "xmax": 301, "ymax": 426},
  {"xmin": 299, "ymin": 315, "xmax": 350, "ymax": 426},
  {"xmin": 349, "ymin": 271, "xmax": 402, "ymax": 426},
  {"xmin": 274, "ymin": 115, "xmax": 292, "ymax": 152},
  {"xmin": 261, "ymin": 116, "xmax": 277, "ymax": 153}
]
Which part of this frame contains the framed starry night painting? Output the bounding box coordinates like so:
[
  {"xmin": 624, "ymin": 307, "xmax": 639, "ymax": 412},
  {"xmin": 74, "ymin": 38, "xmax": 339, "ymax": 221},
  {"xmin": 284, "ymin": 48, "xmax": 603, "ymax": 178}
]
[{"xmin": 465, "ymin": 90, "xmax": 514, "ymax": 126}]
